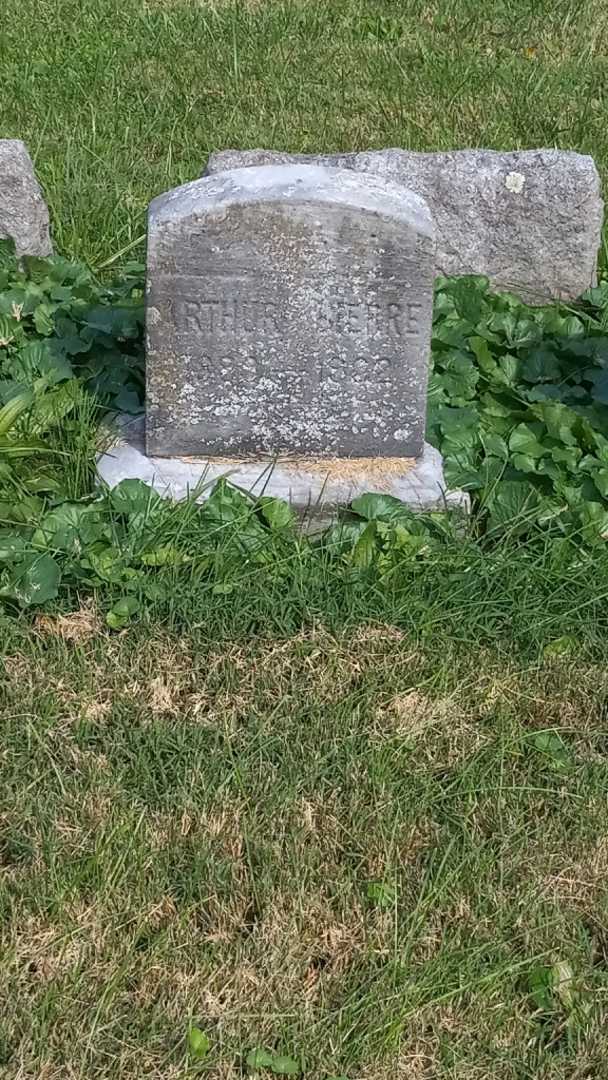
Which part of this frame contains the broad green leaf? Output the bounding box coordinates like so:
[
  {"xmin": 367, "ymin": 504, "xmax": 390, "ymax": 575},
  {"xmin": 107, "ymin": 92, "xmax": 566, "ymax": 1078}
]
[
  {"xmin": 85, "ymin": 547, "xmax": 129, "ymax": 583},
  {"xmin": 447, "ymin": 276, "xmax": 485, "ymax": 324},
  {"xmin": 366, "ymin": 881, "xmax": 397, "ymax": 908},
  {"xmin": 581, "ymin": 501, "xmax": 608, "ymax": 541},
  {"xmin": 552, "ymin": 960, "xmax": 576, "ymax": 1010},
  {"xmin": 582, "ymin": 282, "xmax": 608, "ymax": 309},
  {"xmin": 21, "ymin": 254, "xmax": 56, "ymax": 282},
  {"xmin": 212, "ymin": 582, "xmax": 234, "ymax": 595},
  {"xmin": 529, "ymin": 731, "xmax": 573, "ymax": 771},
  {"xmin": 0, "ymin": 313, "xmax": 20, "ymax": 346},
  {"xmin": 521, "ymin": 347, "xmax": 563, "ymax": 384},
  {"xmin": 246, "ymin": 1048, "xmax": 275, "ymax": 1069},
  {"xmin": 106, "ymin": 595, "xmax": 140, "ymax": 629},
  {"xmin": 437, "ymin": 404, "xmax": 479, "ymax": 431},
  {"xmin": 486, "ymin": 481, "xmax": 540, "ymax": 532},
  {"xmin": 0, "ymin": 532, "xmax": 30, "ymax": 562},
  {"xmin": 28, "ymin": 380, "xmax": 80, "ymax": 431},
  {"xmin": 496, "ymin": 354, "xmax": 519, "ymax": 386},
  {"xmin": 109, "ymin": 478, "xmax": 162, "ymax": 516},
  {"xmin": 441, "ymin": 352, "xmax": 479, "ymax": 400},
  {"xmin": 140, "ymin": 545, "xmax": 189, "ymax": 567},
  {"xmin": 528, "ymin": 960, "xmax": 576, "ymax": 1013},
  {"xmin": 524, "ymin": 384, "xmax": 569, "ymax": 404},
  {"xmin": 543, "ymin": 635, "xmax": 578, "ymax": 659},
  {"xmin": 270, "ymin": 1056, "xmax": 300, "ymax": 1076},
  {"xmin": 113, "ymin": 386, "xmax": 142, "ymax": 413},
  {"xmin": 480, "ymin": 394, "xmax": 514, "ymax": 419},
  {"xmin": 0, "ymin": 389, "xmax": 34, "ymax": 436},
  {"xmin": 426, "ymin": 372, "xmax": 448, "ymax": 405},
  {"xmin": 32, "ymin": 503, "xmax": 104, "ymax": 554},
  {"xmin": 0, "ymin": 495, "xmax": 43, "ymax": 524},
  {"xmin": 203, "ymin": 478, "xmax": 255, "ymax": 524},
  {"xmin": 81, "ymin": 303, "xmax": 142, "ymax": 339},
  {"xmin": 0, "ymin": 436, "xmax": 54, "ymax": 458},
  {"xmin": 469, "ymin": 335, "xmax": 496, "ymax": 374},
  {"xmin": 528, "ymin": 965, "xmax": 555, "ymax": 1011},
  {"xmin": 588, "ymin": 369, "xmax": 608, "ymax": 405},
  {"xmin": 480, "ymin": 432, "xmax": 508, "ymax": 459},
  {"xmin": 257, "ymin": 495, "xmax": 296, "ymax": 529},
  {"xmin": 188, "ymin": 1027, "xmax": 210, "ymax": 1061},
  {"xmin": 351, "ymin": 521, "xmax": 378, "ymax": 567},
  {"xmin": 10, "ymin": 340, "xmax": 73, "ymax": 384},
  {"xmin": 322, "ymin": 518, "xmax": 368, "ymax": 553},
  {"xmin": 531, "ymin": 402, "xmax": 579, "ymax": 446},
  {"xmin": 592, "ymin": 469, "xmax": 608, "ymax": 498},
  {"xmin": 350, "ymin": 492, "xmax": 411, "ymax": 522},
  {"xmin": 535, "ymin": 458, "xmax": 562, "ymax": 482},
  {"xmin": 550, "ymin": 446, "xmax": 581, "ymax": 470},
  {"xmin": 442, "ymin": 427, "xmax": 479, "ymax": 452},
  {"xmin": 0, "ymin": 552, "xmax": 61, "ymax": 606},
  {"xmin": 511, "ymin": 453, "xmax": 537, "ymax": 474},
  {"xmin": 443, "ymin": 459, "xmax": 483, "ymax": 490},
  {"xmin": 432, "ymin": 320, "xmax": 470, "ymax": 348},
  {"xmin": 564, "ymin": 336, "xmax": 608, "ymax": 363},
  {"xmin": 490, "ymin": 312, "xmax": 541, "ymax": 348},
  {"xmin": 508, "ymin": 424, "xmax": 547, "ymax": 459},
  {"xmin": 33, "ymin": 302, "xmax": 56, "ymax": 336}
]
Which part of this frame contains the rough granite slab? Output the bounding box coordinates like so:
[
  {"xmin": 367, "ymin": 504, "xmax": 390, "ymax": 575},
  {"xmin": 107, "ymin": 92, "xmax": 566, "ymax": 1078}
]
[
  {"xmin": 146, "ymin": 164, "xmax": 436, "ymax": 459},
  {"xmin": 0, "ymin": 140, "xmax": 52, "ymax": 258},
  {"xmin": 97, "ymin": 415, "xmax": 468, "ymax": 525},
  {"xmin": 204, "ymin": 148, "xmax": 604, "ymax": 304}
]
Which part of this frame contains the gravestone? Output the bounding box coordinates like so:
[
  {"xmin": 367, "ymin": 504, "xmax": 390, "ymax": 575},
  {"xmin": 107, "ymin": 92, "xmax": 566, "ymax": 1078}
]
[
  {"xmin": 146, "ymin": 164, "xmax": 435, "ymax": 460},
  {"xmin": 0, "ymin": 141, "xmax": 52, "ymax": 258},
  {"xmin": 204, "ymin": 148, "xmax": 604, "ymax": 304}
]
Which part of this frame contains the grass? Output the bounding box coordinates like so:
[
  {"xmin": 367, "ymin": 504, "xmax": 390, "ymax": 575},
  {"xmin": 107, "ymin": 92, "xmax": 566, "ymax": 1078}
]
[
  {"xmin": 2, "ymin": 2, "xmax": 608, "ymax": 1075},
  {"xmin": 0, "ymin": 0, "xmax": 606, "ymax": 263},
  {"xmin": 2, "ymin": 544, "xmax": 608, "ymax": 1077}
]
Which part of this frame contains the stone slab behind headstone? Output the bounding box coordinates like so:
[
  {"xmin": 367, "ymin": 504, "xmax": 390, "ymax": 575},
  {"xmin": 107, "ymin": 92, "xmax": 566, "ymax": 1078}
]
[
  {"xmin": 204, "ymin": 148, "xmax": 603, "ymax": 304},
  {"xmin": 146, "ymin": 164, "xmax": 435, "ymax": 460},
  {"xmin": 0, "ymin": 141, "xmax": 52, "ymax": 258}
]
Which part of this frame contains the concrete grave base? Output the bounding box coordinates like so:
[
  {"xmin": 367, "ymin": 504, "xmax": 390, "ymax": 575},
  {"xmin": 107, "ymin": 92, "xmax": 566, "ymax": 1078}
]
[{"xmin": 97, "ymin": 417, "xmax": 468, "ymax": 526}]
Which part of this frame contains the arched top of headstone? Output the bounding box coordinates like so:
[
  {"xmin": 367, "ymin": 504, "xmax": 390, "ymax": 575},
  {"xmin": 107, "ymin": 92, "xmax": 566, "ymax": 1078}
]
[
  {"xmin": 149, "ymin": 164, "xmax": 435, "ymax": 240},
  {"xmin": 146, "ymin": 164, "xmax": 436, "ymax": 460}
]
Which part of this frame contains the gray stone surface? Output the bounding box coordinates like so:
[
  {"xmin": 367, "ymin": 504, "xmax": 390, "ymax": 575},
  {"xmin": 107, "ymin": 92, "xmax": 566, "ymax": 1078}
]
[
  {"xmin": 146, "ymin": 164, "xmax": 435, "ymax": 459},
  {"xmin": 204, "ymin": 148, "xmax": 604, "ymax": 303},
  {"xmin": 0, "ymin": 141, "xmax": 52, "ymax": 258},
  {"xmin": 98, "ymin": 415, "xmax": 468, "ymax": 524}
]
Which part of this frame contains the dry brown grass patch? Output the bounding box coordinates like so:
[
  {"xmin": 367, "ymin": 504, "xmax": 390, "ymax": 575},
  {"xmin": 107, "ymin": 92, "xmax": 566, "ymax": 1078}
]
[
  {"xmin": 34, "ymin": 601, "xmax": 101, "ymax": 642},
  {"xmin": 9, "ymin": 906, "xmax": 109, "ymax": 984},
  {"xmin": 541, "ymin": 834, "xmax": 608, "ymax": 912}
]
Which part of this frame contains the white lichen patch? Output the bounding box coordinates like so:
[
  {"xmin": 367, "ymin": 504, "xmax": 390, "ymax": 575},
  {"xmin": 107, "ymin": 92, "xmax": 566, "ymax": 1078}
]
[{"xmin": 505, "ymin": 171, "xmax": 525, "ymax": 194}]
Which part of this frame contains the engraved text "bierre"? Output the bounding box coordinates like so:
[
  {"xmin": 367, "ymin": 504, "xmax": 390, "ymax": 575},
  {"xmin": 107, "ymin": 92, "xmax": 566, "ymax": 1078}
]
[{"xmin": 176, "ymin": 297, "xmax": 422, "ymax": 339}]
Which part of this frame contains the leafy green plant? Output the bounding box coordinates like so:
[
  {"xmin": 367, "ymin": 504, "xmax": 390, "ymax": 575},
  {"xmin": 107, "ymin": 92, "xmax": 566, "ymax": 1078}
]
[
  {"xmin": 246, "ymin": 1049, "xmax": 300, "ymax": 1074},
  {"xmin": 428, "ymin": 274, "xmax": 608, "ymax": 540},
  {"xmin": 187, "ymin": 1026, "xmax": 210, "ymax": 1062},
  {"xmin": 526, "ymin": 958, "xmax": 591, "ymax": 1034},
  {"xmin": 366, "ymin": 880, "xmax": 397, "ymax": 909},
  {"xmin": 0, "ymin": 238, "xmax": 144, "ymax": 416},
  {"xmin": 1, "ymin": 243, "xmax": 608, "ymax": 617}
]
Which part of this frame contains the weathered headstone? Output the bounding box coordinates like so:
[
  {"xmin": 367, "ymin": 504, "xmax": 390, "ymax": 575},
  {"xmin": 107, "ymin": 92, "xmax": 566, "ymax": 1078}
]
[
  {"xmin": 0, "ymin": 141, "xmax": 52, "ymax": 258},
  {"xmin": 146, "ymin": 164, "xmax": 435, "ymax": 459},
  {"xmin": 204, "ymin": 148, "xmax": 604, "ymax": 304}
]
